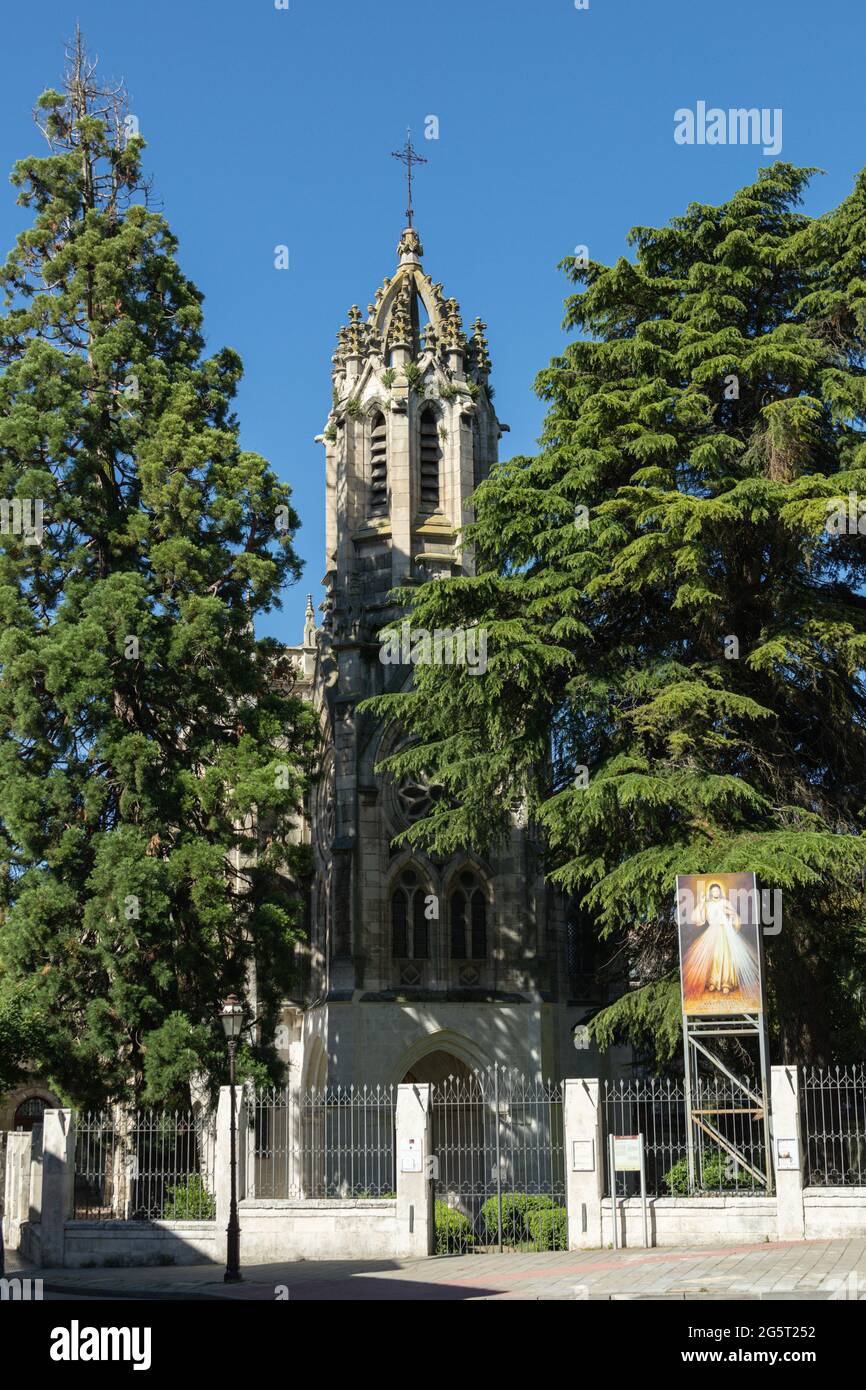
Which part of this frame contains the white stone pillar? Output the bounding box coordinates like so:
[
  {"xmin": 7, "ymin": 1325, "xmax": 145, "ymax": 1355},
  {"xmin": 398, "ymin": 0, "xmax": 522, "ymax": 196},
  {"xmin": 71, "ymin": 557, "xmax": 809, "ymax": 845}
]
[
  {"xmin": 215, "ymin": 1085, "xmax": 248, "ymax": 1263},
  {"xmin": 40, "ymin": 1109, "xmax": 74, "ymax": 1267},
  {"xmin": 3, "ymin": 1131, "xmax": 31, "ymax": 1247},
  {"xmin": 395, "ymin": 1082, "xmax": 434, "ymax": 1258},
  {"xmin": 771, "ymin": 1064, "xmax": 805, "ymax": 1240},
  {"xmin": 564, "ymin": 1078, "xmax": 605, "ymax": 1249}
]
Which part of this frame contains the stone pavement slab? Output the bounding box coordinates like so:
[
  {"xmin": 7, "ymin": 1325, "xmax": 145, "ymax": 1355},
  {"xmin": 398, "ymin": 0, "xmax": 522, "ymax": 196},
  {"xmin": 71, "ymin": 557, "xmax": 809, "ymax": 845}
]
[{"xmin": 7, "ymin": 1237, "xmax": 866, "ymax": 1301}]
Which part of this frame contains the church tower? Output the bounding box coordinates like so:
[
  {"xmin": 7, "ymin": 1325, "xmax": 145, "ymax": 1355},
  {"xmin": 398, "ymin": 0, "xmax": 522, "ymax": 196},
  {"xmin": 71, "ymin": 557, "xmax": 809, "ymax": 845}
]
[{"xmin": 282, "ymin": 222, "xmax": 602, "ymax": 1090}]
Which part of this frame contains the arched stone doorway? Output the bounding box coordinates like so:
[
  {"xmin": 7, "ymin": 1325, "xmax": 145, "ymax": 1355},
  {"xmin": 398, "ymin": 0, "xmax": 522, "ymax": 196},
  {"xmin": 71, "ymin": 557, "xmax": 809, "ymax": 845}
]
[
  {"xmin": 401, "ymin": 1049, "xmax": 473, "ymax": 1086},
  {"xmin": 13, "ymin": 1096, "xmax": 47, "ymax": 1132},
  {"xmin": 0, "ymin": 1084, "xmax": 61, "ymax": 1133},
  {"xmin": 394, "ymin": 1030, "xmax": 491, "ymax": 1087}
]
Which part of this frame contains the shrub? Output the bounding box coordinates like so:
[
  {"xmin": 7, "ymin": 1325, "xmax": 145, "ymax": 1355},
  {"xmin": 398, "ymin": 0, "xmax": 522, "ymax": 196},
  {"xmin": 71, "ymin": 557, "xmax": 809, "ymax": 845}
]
[
  {"xmin": 434, "ymin": 1199, "xmax": 474, "ymax": 1254},
  {"xmin": 480, "ymin": 1193, "xmax": 559, "ymax": 1246},
  {"xmin": 527, "ymin": 1205, "xmax": 568, "ymax": 1251},
  {"xmin": 161, "ymin": 1173, "xmax": 216, "ymax": 1220},
  {"xmin": 663, "ymin": 1149, "xmax": 741, "ymax": 1195}
]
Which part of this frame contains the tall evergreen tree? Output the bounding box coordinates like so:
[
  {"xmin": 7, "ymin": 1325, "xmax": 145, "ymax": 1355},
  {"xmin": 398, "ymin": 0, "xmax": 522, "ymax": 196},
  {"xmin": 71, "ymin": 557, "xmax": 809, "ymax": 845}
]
[
  {"xmin": 0, "ymin": 36, "xmax": 315, "ymax": 1104},
  {"xmin": 372, "ymin": 163, "xmax": 866, "ymax": 1065}
]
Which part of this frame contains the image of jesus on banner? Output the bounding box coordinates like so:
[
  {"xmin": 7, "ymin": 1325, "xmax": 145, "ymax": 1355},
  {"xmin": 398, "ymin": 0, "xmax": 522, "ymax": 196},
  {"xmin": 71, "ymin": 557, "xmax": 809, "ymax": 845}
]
[{"xmin": 680, "ymin": 877, "xmax": 762, "ymax": 1013}]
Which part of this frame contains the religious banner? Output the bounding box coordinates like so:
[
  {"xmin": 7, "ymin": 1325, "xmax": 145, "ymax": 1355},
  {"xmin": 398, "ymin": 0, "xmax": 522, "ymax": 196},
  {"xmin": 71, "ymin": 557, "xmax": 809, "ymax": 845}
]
[{"xmin": 676, "ymin": 872, "xmax": 764, "ymax": 1016}]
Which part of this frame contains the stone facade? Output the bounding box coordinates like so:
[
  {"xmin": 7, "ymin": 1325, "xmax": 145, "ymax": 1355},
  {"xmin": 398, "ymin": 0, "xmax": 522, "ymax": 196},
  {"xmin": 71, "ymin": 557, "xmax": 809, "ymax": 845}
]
[{"xmin": 275, "ymin": 225, "xmax": 618, "ymax": 1089}]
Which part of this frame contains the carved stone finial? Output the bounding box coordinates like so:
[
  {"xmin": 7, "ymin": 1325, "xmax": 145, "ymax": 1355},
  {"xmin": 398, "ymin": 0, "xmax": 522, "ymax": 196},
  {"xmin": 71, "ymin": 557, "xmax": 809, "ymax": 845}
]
[
  {"xmin": 397, "ymin": 226, "xmax": 424, "ymax": 260},
  {"xmin": 332, "ymin": 324, "xmax": 350, "ymax": 369},
  {"xmin": 441, "ymin": 297, "xmax": 466, "ymax": 350},
  {"xmin": 345, "ymin": 304, "xmax": 365, "ymax": 356},
  {"xmin": 388, "ymin": 280, "xmax": 414, "ymax": 347},
  {"xmin": 469, "ymin": 316, "xmax": 491, "ymax": 377},
  {"xmin": 303, "ymin": 594, "xmax": 316, "ymax": 648}
]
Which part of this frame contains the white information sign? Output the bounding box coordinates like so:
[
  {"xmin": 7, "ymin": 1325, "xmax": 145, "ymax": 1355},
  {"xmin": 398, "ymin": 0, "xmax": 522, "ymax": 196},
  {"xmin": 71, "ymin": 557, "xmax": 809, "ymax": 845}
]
[
  {"xmin": 612, "ymin": 1135, "xmax": 642, "ymax": 1172},
  {"xmin": 572, "ymin": 1140, "xmax": 595, "ymax": 1172}
]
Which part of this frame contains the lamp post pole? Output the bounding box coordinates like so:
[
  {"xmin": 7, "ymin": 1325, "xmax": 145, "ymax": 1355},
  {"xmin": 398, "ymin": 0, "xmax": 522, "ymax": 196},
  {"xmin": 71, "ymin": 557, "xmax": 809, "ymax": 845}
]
[
  {"xmin": 220, "ymin": 993, "xmax": 244, "ymax": 1284},
  {"xmin": 225, "ymin": 1035, "xmax": 241, "ymax": 1282}
]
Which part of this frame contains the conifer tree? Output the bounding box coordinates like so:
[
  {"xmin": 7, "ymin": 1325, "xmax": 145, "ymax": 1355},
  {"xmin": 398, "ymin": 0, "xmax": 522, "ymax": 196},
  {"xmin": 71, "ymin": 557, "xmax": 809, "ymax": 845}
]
[
  {"xmin": 0, "ymin": 36, "xmax": 314, "ymax": 1104},
  {"xmin": 373, "ymin": 163, "xmax": 866, "ymax": 1064}
]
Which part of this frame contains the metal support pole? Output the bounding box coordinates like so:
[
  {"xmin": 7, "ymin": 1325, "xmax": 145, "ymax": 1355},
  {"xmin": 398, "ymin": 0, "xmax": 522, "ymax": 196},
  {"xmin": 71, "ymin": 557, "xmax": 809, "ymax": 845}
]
[
  {"xmin": 225, "ymin": 1039, "xmax": 242, "ymax": 1283},
  {"xmin": 682, "ymin": 1014, "xmax": 696, "ymax": 1192},
  {"xmin": 639, "ymin": 1133, "xmax": 649, "ymax": 1249},
  {"xmin": 608, "ymin": 1133, "xmax": 618, "ymax": 1249},
  {"xmin": 758, "ymin": 1013, "xmax": 774, "ymax": 1193}
]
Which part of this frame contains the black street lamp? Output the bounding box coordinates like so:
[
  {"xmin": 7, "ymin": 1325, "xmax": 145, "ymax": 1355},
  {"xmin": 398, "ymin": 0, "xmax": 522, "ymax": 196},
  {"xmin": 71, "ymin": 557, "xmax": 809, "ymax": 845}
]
[{"xmin": 220, "ymin": 992, "xmax": 245, "ymax": 1283}]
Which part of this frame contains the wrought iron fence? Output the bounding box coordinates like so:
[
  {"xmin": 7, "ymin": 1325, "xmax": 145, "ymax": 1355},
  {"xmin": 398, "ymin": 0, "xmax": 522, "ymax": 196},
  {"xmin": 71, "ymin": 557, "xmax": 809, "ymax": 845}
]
[
  {"xmin": 602, "ymin": 1075, "xmax": 768, "ymax": 1197},
  {"xmin": 802, "ymin": 1066, "xmax": 866, "ymax": 1187},
  {"xmin": 432, "ymin": 1067, "xmax": 566, "ymax": 1254},
  {"xmin": 248, "ymin": 1086, "xmax": 298, "ymax": 1199},
  {"xmin": 72, "ymin": 1108, "xmax": 216, "ymax": 1220},
  {"xmin": 248, "ymin": 1084, "xmax": 396, "ymax": 1199}
]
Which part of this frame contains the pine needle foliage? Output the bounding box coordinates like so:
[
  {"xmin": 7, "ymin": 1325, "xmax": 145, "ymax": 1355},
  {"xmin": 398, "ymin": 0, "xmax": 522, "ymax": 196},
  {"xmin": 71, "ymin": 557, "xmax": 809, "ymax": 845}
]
[{"xmin": 0, "ymin": 37, "xmax": 316, "ymax": 1104}]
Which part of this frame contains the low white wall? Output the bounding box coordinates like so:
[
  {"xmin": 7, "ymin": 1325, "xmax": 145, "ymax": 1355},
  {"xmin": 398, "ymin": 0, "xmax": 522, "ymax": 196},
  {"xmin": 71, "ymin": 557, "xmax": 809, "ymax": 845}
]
[
  {"xmin": 59, "ymin": 1201, "xmax": 399, "ymax": 1268},
  {"xmin": 238, "ymin": 1199, "xmax": 398, "ymax": 1262},
  {"xmin": 62, "ymin": 1221, "xmax": 220, "ymax": 1269},
  {"xmin": 603, "ymin": 1195, "xmax": 777, "ymax": 1248},
  {"xmin": 804, "ymin": 1189, "xmax": 866, "ymax": 1239}
]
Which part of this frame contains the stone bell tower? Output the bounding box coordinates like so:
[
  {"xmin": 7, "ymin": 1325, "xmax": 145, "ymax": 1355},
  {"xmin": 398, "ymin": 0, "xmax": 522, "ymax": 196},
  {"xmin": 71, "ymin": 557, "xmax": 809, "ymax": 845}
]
[
  {"xmin": 323, "ymin": 223, "xmax": 500, "ymax": 614},
  {"xmin": 283, "ymin": 223, "xmax": 596, "ymax": 1091}
]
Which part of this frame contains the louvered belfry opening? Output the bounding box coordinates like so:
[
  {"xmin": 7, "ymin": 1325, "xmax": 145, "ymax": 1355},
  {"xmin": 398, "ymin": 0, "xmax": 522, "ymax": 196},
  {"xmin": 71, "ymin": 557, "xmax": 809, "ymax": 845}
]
[
  {"xmin": 370, "ymin": 411, "xmax": 388, "ymax": 516},
  {"xmin": 419, "ymin": 407, "xmax": 440, "ymax": 513}
]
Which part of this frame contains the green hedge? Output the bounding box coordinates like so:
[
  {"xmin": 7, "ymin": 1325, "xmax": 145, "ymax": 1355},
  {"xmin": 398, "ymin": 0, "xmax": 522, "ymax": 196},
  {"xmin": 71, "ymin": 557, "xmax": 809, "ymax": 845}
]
[
  {"xmin": 480, "ymin": 1194, "xmax": 567, "ymax": 1250},
  {"xmin": 161, "ymin": 1173, "xmax": 216, "ymax": 1221},
  {"xmin": 434, "ymin": 1199, "xmax": 474, "ymax": 1254},
  {"xmin": 527, "ymin": 1204, "xmax": 568, "ymax": 1251},
  {"xmin": 663, "ymin": 1149, "xmax": 743, "ymax": 1195}
]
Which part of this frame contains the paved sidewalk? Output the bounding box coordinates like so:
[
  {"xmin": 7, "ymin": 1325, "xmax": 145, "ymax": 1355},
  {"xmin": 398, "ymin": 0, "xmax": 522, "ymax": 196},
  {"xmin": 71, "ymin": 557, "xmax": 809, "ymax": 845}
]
[{"xmin": 7, "ymin": 1238, "xmax": 866, "ymax": 1301}]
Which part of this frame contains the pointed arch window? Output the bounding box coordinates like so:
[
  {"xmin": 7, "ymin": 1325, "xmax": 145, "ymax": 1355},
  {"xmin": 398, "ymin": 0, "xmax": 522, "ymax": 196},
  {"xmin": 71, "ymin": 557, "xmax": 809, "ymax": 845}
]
[
  {"xmin": 391, "ymin": 867, "xmax": 431, "ymax": 959},
  {"xmin": 419, "ymin": 406, "xmax": 441, "ymax": 513},
  {"xmin": 450, "ymin": 870, "xmax": 488, "ymax": 960},
  {"xmin": 369, "ymin": 410, "xmax": 388, "ymax": 517}
]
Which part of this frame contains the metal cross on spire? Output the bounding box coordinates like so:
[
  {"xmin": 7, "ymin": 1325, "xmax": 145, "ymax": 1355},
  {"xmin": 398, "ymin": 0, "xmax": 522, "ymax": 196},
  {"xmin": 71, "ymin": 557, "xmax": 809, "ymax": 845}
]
[{"xmin": 390, "ymin": 128, "xmax": 427, "ymax": 227}]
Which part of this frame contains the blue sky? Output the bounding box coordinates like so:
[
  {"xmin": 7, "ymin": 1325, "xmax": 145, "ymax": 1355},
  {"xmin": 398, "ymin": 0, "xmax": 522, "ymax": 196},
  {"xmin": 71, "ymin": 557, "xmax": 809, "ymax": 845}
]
[{"xmin": 2, "ymin": 0, "xmax": 865, "ymax": 642}]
